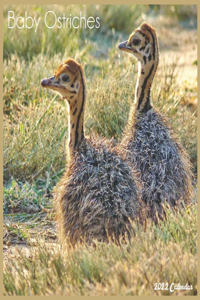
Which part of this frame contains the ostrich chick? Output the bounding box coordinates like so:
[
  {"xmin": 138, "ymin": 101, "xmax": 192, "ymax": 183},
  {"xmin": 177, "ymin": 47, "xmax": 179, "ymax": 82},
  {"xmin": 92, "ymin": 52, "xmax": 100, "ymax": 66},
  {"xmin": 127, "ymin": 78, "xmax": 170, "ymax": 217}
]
[
  {"xmin": 41, "ymin": 58, "xmax": 142, "ymax": 245},
  {"xmin": 118, "ymin": 22, "xmax": 194, "ymax": 221}
]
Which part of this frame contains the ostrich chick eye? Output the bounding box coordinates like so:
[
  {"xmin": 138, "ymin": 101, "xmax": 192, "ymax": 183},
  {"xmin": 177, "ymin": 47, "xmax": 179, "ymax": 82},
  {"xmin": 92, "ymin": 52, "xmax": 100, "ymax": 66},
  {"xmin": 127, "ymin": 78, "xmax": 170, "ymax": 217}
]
[
  {"xmin": 132, "ymin": 39, "xmax": 141, "ymax": 46},
  {"xmin": 61, "ymin": 74, "xmax": 70, "ymax": 82}
]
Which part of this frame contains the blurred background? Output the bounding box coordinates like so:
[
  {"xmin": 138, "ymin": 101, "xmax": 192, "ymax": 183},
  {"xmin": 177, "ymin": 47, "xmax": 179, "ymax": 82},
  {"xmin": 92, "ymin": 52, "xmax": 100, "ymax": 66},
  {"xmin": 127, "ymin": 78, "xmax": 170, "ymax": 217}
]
[
  {"xmin": 3, "ymin": 5, "xmax": 197, "ymax": 60},
  {"xmin": 3, "ymin": 4, "xmax": 197, "ymax": 212}
]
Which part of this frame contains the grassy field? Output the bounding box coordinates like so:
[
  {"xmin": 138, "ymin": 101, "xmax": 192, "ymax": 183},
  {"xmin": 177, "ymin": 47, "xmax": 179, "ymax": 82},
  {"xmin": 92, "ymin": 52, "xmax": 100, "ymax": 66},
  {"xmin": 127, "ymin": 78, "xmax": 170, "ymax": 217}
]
[
  {"xmin": 3, "ymin": 4, "xmax": 197, "ymax": 296},
  {"xmin": 3, "ymin": 205, "xmax": 197, "ymax": 296}
]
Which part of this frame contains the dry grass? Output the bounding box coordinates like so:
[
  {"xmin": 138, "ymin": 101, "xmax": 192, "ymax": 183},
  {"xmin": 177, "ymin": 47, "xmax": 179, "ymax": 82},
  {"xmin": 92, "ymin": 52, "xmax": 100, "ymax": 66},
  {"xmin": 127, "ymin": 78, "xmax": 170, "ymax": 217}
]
[{"xmin": 3, "ymin": 203, "xmax": 197, "ymax": 296}]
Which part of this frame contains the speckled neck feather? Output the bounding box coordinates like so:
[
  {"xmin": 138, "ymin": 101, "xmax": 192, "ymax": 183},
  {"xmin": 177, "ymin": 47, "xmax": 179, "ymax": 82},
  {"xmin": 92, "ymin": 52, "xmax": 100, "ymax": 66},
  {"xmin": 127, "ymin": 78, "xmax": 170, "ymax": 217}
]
[
  {"xmin": 68, "ymin": 67, "xmax": 85, "ymax": 160},
  {"xmin": 135, "ymin": 28, "xmax": 159, "ymax": 113}
]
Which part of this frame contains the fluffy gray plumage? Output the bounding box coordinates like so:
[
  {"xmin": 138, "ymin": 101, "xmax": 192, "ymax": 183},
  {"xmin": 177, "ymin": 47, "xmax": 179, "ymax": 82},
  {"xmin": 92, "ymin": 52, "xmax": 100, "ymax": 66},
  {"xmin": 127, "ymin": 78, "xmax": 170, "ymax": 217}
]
[
  {"xmin": 120, "ymin": 107, "xmax": 194, "ymax": 221},
  {"xmin": 54, "ymin": 136, "xmax": 143, "ymax": 245}
]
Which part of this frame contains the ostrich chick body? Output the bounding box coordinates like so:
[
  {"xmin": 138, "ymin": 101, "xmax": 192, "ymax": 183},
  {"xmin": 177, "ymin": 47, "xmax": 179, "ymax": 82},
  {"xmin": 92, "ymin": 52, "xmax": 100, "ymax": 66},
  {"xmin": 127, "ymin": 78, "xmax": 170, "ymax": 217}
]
[
  {"xmin": 41, "ymin": 58, "xmax": 142, "ymax": 244},
  {"xmin": 118, "ymin": 23, "xmax": 194, "ymax": 221}
]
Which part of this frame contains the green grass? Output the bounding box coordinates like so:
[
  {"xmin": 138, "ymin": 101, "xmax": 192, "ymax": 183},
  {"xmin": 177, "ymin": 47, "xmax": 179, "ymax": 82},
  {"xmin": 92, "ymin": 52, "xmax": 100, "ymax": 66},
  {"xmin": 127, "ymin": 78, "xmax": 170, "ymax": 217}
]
[
  {"xmin": 3, "ymin": 179, "xmax": 51, "ymax": 214},
  {"xmin": 3, "ymin": 4, "xmax": 197, "ymax": 296},
  {"xmin": 3, "ymin": 203, "xmax": 197, "ymax": 296}
]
